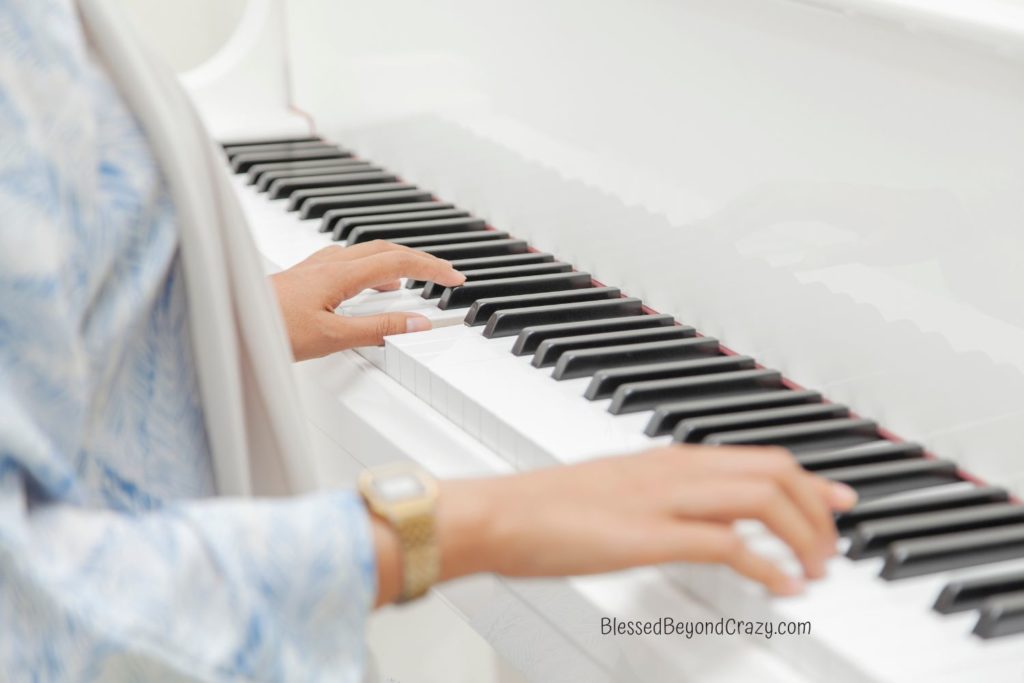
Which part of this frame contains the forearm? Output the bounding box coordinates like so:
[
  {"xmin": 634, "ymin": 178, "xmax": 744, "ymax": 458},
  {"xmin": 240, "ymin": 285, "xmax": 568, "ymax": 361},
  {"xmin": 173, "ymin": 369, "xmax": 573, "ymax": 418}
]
[{"xmin": 2, "ymin": 472, "xmax": 376, "ymax": 681}]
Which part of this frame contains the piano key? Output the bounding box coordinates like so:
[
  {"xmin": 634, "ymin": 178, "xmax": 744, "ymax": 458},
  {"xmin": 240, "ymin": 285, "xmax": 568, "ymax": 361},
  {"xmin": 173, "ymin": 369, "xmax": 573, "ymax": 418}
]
[
  {"xmin": 324, "ymin": 201, "xmax": 454, "ymax": 236},
  {"xmin": 223, "ymin": 135, "xmax": 320, "ymax": 150},
  {"xmin": 609, "ymin": 367, "xmax": 784, "ymax": 415},
  {"xmin": 795, "ymin": 441, "xmax": 925, "ymax": 471},
  {"xmin": 532, "ymin": 325, "xmax": 695, "ymax": 368},
  {"xmin": 837, "ymin": 485, "xmax": 1010, "ymax": 535},
  {"xmin": 439, "ymin": 272, "xmax": 594, "ymax": 310},
  {"xmin": 483, "ymin": 297, "xmax": 647, "ymax": 338},
  {"xmin": 882, "ymin": 524, "xmax": 1024, "ymax": 580},
  {"xmin": 974, "ymin": 592, "xmax": 1024, "ymax": 639},
  {"xmin": 589, "ymin": 355, "xmax": 754, "ymax": 402},
  {"xmin": 247, "ymin": 156, "xmax": 371, "ymax": 184},
  {"xmin": 288, "ymin": 182, "xmax": 413, "ymax": 212},
  {"xmin": 407, "ymin": 253, "xmax": 556, "ymax": 289},
  {"xmin": 552, "ymin": 337, "xmax": 721, "ymax": 381},
  {"xmin": 935, "ymin": 567, "xmax": 1024, "ymax": 614},
  {"xmin": 673, "ymin": 403, "xmax": 849, "ymax": 444},
  {"xmin": 643, "ymin": 386, "xmax": 819, "ymax": 436},
  {"xmin": 256, "ymin": 162, "xmax": 379, "ymax": 191},
  {"xmin": 419, "ymin": 239, "xmax": 529, "ymax": 261},
  {"xmin": 818, "ymin": 458, "xmax": 962, "ymax": 501},
  {"xmin": 300, "ymin": 189, "xmax": 433, "ymax": 219},
  {"xmin": 231, "ymin": 146, "xmax": 351, "ymax": 173},
  {"xmin": 268, "ymin": 171, "xmax": 399, "ymax": 199},
  {"xmin": 224, "ymin": 140, "xmax": 334, "ymax": 160},
  {"xmin": 335, "ymin": 208, "xmax": 469, "ymax": 240},
  {"xmin": 348, "ymin": 218, "xmax": 487, "ymax": 245},
  {"xmin": 512, "ymin": 314, "xmax": 676, "ymax": 356},
  {"xmin": 704, "ymin": 417, "xmax": 880, "ymax": 453},
  {"xmin": 465, "ymin": 287, "xmax": 623, "ymax": 326},
  {"xmin": 391, "ymin": 231, "xmax": 508, "ymax": 249},
  {"xmin": 848, "ymin": 503, "xmax": 1024, "ymax": 560},
  {"xmin": 421, "ymin": 262, "xmax": 573, "ymax": 299}
]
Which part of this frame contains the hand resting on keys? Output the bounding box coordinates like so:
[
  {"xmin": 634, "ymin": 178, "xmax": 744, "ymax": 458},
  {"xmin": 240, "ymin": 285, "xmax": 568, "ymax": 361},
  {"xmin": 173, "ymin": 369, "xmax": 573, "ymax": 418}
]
[
  {"xmin": 372, "ymin": 445, "xmax": 858, "ymax": 605},
  {"xmin": 270, "ymin": 241, "xmax": 465, "ymax": 360}
]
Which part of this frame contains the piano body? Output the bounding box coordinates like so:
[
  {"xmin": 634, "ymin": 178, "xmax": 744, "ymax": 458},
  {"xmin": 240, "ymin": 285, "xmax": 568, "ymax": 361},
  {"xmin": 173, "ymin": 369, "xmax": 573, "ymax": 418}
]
[{"xmin": 182, "ymin": 0, "xmax": 1024, "ymax": 680}]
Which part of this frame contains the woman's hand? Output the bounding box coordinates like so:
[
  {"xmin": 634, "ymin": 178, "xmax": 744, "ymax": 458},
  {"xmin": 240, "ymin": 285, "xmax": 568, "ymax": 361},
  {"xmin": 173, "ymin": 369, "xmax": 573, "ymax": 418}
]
[
  {"xmin": 270, "ymin": 242, "xmax": 465, "ymax": 360},
  {"xmin": 372, "ymin": 445, "xmax": 858, "ymax": 604}
]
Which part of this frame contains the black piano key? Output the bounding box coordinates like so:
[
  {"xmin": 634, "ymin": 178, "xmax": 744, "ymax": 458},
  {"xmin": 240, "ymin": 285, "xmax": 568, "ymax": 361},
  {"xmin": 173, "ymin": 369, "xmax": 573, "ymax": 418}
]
[
  {"xmin": 795, "ymin": 441, "xmax": 924, "ymax": 472},
  {"xmin": 848, "ymin": 504, "xmax": 1024, "ymax": 560},
  {"xmin": 324, "ymin": 201, "xmax": 453, "ymax": 236},
  {"xmin": 225, "ymin": 140, "xmax": 333, "ymax": 161},
  {"xmin": 231, "ymin": 147, "xmax": 351, "ymax": 173},
  {"xmin": 439, "ymin": 272, "xmax": 593, "ymax": 310},
  {"xmin": 553, "ymin": 337, "xmax": 720, "ymax": 381},
  {"xmin": 301, "ymin": 190, "xmax": 433, "ymax": 220},
  {"xmin": 935, "ymin": 568, "xmax": 1024, "ymax": 614},
  {"xmin": 673, "ymin": 403, "xmax": 849, "ymax": 444},
  {"xmin": 419, "ymin": 239, "xmax": 529, "ymax": 261},
  {"xmin": 222, "ymin": 134, "xmax": 317, "ymax": 147},
  {"xmin": 268, "ymin": 171, "xmax": 398, "ymax": 199},
  {"xmin": 817, "ymin": 458, "xmax": 961, "ymax": 501},
  {"xmin": 248, "ymin": 157, "xmax": 369, "ymax": 185},
  {"xmin": 335, "ymin": 208, "xmax": 468, "ymax": 240},
  {"xmin": 482, "ymin": 297, "xmax": 646, "ymax": 338},
  {"xmin": 974, "ymin": 592, "xmax": 1024, "ymax": 639},
  {"xmin": 349, "ymin": 218, "xmax": 487, "ymax": 245},
  {"xmin": 837, "ymin": 485, "xmax": 1009, "ymax": 535},
  {"xmin": 643, "ymin": 387, "xmax": 819, "ymax": 436},
  {"xmin": 466, "ymin": 287, "xmax": 622, "ymax": 327},
  {"xmin": 609, "ymin": 368, "xmax": 784, "ymax": 415},
  {"xmin": 257, "ymin": 162, "xmax": 379, "ymax": 191},
  {"xmin": 421, "ymin": 262, "xmax": 572, "ymax": 299},
  {"xmin": 289, "ymin": 182, "xmax": 412, "ymax": 212},
  {"xmin": 589, "ymin": 355, "xmax": 749, "ymax": 402},
  {"xmin": 512, "ymin": 314, "xmax": 676, "ymax": 356},
  {"xmin": 704, "ymin": 417, "xmax": 880, "ymax": 454},
  {"xmin": 407, "ymin": 253, "xmax": 556, "ymax": 289},
  {"xmin": 224, "ymin": 135, "xmax": 319, "ymax": 147},
  {"xmin": 532, "ymin": 325, "xmax": 694, "ymax": 368},
  {"xmin": 882, "ymin": 524, "xmax": 1024, "ymax": 581},
  {"xmin": 391, "ymin": 231, "xmax": 508, "ymax": 249}
]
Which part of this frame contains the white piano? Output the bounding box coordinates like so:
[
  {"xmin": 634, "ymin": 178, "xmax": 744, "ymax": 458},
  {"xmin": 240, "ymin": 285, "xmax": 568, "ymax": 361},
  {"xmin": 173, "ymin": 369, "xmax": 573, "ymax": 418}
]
[{"xmin": 180, "ymin": 0, "xmax": 1024, "ymax": 680}]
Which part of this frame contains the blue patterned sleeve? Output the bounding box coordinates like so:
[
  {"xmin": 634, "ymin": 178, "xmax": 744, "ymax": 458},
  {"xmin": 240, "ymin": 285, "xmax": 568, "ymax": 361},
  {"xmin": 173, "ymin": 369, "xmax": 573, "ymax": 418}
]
[
  {"xmin": 0, "ymin": 2, "xmax": 378, "ymax": 680},
  {"xmin": 0, "ymin": 450, "xmax": 377, "ymax": 681}
]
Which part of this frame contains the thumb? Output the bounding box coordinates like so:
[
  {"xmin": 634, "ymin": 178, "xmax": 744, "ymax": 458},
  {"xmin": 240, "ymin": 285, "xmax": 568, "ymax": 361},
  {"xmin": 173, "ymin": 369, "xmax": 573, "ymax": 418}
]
[{"xmin": 324, "ymin": 311, "xmax": 433, "ymax": 350}]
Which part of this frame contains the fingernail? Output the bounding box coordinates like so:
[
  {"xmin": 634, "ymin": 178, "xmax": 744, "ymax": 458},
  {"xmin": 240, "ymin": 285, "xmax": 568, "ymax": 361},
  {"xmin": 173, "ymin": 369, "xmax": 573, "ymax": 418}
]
[
  {"xmin": 829, "ymin": 482, "xmax": 858, "ymax": 509},
  {"xmin": 406, "ymin": 317, "xmax": 432, "ymax": 333}
]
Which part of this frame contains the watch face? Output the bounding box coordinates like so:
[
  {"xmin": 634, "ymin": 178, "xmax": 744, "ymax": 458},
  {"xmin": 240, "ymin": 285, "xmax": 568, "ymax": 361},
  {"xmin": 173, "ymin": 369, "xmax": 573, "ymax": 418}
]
[{"xmin": 372, "ymin": 474, "xmax": 426, "ymax": 502}]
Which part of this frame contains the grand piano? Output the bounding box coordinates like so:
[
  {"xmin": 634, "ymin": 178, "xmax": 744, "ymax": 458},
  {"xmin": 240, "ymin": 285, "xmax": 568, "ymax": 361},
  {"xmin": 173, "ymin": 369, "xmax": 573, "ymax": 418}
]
[{"xmin": 180, "ymin": 0, "xmax": 1024, "ymax": 680}]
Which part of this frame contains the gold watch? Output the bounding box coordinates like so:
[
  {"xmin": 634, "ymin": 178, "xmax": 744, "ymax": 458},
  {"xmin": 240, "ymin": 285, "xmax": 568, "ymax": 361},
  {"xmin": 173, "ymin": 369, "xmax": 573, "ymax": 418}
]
[{"xmin": 358, "ymin": 463, "xmax": 440, "ymax": 603}]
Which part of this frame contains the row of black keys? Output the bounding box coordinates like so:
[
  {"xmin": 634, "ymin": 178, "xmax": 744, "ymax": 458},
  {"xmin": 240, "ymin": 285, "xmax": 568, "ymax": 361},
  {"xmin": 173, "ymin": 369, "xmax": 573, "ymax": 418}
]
[{"xmin": 223, "ymin": 136, "xmax": 1024, "ymax": 640}]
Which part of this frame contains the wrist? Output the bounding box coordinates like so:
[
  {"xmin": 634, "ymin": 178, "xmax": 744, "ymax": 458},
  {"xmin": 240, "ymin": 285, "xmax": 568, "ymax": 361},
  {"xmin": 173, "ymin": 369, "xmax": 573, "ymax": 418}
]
[
  {"xmin": 436, "ymin": 478, "xmax": 503, "ymax": 581},
  {"xmin": 370, "ymin": 513, "xmax": 402, "ymax": 606}
]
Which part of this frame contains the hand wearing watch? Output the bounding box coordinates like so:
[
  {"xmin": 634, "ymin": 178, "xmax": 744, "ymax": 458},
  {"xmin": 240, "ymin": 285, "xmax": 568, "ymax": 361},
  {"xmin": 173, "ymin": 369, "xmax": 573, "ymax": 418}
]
[{"xmin": 358, "ymin": 463, "xmax": 441, "ymax": 603}]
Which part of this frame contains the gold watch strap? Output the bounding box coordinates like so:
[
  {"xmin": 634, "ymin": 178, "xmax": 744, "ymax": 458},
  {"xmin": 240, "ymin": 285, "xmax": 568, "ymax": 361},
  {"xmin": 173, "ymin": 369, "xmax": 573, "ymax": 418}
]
[
  {"xmin": 358, "ymin": 464, "xmax": 440, "ymax": 604},
  {"xmin": 394, "ymin": 507, "xmax": 440, "ymax": 602}
]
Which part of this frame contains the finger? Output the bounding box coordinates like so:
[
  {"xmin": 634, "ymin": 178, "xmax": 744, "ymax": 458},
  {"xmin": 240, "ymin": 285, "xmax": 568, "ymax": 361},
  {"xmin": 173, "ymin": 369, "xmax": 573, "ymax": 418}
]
[
  {"xmin": 321, "ymin": 311, "xmax": 433, "ymax": 349},
  {"xmin": 327, "ymin": 251, "xmax": 465, "ymax": 304},
  {"xmin": 373, "ymin": 280, "xmax": 402, "ymax": 292},
  {"xmin": 667, "ymin": 522, "xmax": 801, "ymax": 596},
  {"xmin": 303, "ymin": 240, "xmax": 424, "ymax": 265},
  {"xmin": 674, "ymin": 479, "xmax": 826, "ymax": 580},
  {"xmin": 692, "ymin": 447, "xmax": 840, "ymax": 555}
]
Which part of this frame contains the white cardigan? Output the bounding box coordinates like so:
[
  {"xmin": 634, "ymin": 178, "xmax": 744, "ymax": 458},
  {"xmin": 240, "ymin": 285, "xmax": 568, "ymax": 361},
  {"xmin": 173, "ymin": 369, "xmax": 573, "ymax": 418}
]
[{"xmin": 79, "ymin": 0, "xmax": 316, "ymax": 499}]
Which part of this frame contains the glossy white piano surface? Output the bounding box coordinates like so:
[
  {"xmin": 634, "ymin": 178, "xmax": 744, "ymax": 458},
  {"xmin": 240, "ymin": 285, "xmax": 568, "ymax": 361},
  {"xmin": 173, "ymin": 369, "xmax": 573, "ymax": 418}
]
[{"xmin": 188, "ymin": 0, "xmax": 1024, "ymax": 681}]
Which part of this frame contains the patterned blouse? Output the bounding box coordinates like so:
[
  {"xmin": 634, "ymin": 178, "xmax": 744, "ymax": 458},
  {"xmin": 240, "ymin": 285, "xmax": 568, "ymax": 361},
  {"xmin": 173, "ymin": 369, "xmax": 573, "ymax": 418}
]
[{"xmin": 0, "ymin": 1, "xmax": 375, "ymax": 680}]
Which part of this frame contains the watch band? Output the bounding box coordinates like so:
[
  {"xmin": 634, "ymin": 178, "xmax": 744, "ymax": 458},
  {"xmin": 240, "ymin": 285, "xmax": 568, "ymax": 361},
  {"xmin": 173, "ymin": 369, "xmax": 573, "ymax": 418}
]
[{"xmin": 358, "ymin": 464, "xmax": 441, "ymax": 603}]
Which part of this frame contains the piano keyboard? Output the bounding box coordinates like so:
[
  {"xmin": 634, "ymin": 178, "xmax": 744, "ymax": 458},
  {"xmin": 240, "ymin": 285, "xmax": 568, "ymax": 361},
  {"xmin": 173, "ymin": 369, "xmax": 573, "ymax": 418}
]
[{"xmin": 224, "ymin": 136, "xmax": 1024, "ymax": 682}]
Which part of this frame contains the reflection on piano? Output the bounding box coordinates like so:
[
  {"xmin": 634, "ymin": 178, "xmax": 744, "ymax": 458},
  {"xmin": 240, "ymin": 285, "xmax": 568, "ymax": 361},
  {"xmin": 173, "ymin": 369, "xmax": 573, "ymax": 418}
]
[{"xmin": 185, "ymin": 0, "xmax": 1024, "ymax": 680}]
